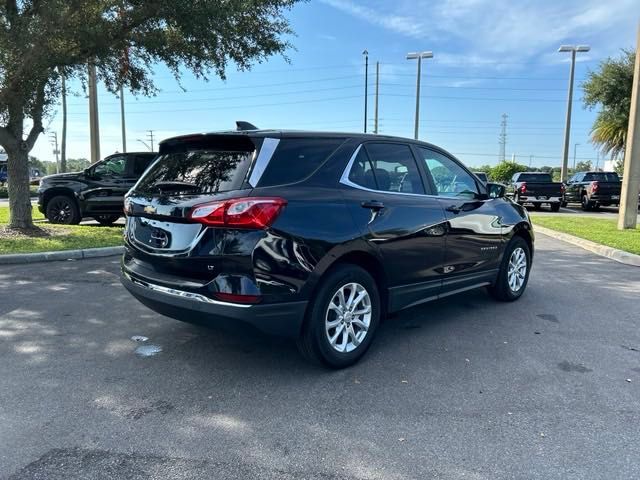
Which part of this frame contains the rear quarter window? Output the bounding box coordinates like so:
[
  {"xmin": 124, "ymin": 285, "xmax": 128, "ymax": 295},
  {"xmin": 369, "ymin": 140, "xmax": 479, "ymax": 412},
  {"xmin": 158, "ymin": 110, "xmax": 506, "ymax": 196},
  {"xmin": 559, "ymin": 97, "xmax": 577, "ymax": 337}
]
[{"xmin": 257, "ymin": 138, "xmax": 344, "ymax": 187}]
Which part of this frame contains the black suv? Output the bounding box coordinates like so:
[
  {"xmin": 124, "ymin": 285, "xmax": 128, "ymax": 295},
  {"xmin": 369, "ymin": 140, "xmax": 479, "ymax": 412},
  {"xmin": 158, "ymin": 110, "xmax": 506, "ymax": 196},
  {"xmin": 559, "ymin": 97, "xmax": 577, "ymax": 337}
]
[
  {"xmin": 121, "ymin": 130, "xmax": 534, "ymax": 367},
  {"xmin": 38, "ymin": 152, "xmax": 157, "ymax": 225}
]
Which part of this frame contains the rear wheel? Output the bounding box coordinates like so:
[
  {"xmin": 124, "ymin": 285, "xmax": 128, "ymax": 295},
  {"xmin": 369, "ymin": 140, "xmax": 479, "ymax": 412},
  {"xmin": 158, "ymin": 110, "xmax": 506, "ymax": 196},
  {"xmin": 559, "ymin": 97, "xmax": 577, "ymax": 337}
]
[
  {"xmin": 94, "ymin": 214, "xmax": 121, "ymax": 226},
  {"xmin": 532, "ymin": 203, "xmax": 542, "ymax": 210},
  {"xmin": 297, "ymin": 265, "xmax": 380, "ymax": 368},
  {"xmin": 581, "ymin": 195, "xmax": 593, "ymax": 211},
  {"xmin": 46, "ymin": 195, "xmax": 81, "ymax": 224},
  {"xmin": 488, "ymin": 236, "xmax": 531, "ymax": 302},
  {"xmin": 549, "ymin": 202, "xmax": 561, "ymax": 212}
]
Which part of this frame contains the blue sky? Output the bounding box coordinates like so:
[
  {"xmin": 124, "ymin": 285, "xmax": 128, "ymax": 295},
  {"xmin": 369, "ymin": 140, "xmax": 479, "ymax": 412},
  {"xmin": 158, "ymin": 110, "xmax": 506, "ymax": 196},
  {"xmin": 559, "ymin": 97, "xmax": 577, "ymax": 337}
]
[{"xmin": 32, "ymin": 0, "xmax": 639, "ymax": 169}]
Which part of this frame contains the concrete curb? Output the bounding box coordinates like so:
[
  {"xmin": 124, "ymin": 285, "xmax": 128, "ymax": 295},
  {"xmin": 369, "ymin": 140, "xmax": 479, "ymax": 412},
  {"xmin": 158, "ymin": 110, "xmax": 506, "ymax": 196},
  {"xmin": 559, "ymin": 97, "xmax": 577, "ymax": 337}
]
[
  {"xmin": 534, "ymin": 225, "xmax": 640, "ymax": 267},
  {"xmin": 0, "ymin": 246, "xmax": 124, "ymax": 265}
]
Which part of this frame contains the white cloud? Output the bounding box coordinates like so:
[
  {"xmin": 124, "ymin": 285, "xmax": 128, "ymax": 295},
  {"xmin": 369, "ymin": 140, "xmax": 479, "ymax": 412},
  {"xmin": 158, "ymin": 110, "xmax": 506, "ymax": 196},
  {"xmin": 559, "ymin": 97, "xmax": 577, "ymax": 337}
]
[{"xmin": 319, "ymin": 0, "xmax": 638, "ymax": 63}]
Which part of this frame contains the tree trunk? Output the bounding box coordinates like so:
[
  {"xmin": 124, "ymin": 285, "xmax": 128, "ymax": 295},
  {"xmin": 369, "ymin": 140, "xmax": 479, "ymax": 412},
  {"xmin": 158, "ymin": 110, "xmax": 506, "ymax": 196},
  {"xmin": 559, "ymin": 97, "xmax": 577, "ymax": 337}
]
[{"xmin": 6, "ymin": 148, "xmax": 34, "ymax": 229}]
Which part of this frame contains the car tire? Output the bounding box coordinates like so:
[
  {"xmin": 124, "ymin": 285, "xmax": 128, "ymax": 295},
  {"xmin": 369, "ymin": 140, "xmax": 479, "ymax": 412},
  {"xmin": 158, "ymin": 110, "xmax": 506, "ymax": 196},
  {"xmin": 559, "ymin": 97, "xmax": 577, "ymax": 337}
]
[
  {"xmin": 297, "ymin": 264, "xmax": 381, "ymax": 369},
  {"xmin": 94, "ymin": 214, "xmax": 121, "ymax": 226},
  {"xmin": 46, "ymin": 195, "xmax": 81, "ymax": 225},
  {"xmin": 581, "ymin": 195, "xmax": 592, "ymax": 211},
  {"xmin": 488, "ymin": 236, "xmax": 531, "ymax": 302},
  {"xmin": 533, "ymin": 203, "xmax": 542, "ymax": 210},
  {"xmin": 550, "ymin": 203, "xmax": 561, "ymax": 212}
]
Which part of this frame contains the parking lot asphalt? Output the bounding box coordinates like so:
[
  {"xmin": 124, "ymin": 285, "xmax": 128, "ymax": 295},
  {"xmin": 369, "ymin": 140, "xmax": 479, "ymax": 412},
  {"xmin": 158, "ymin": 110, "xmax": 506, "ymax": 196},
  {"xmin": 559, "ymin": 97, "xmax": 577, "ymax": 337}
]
[
  {"xmin": 530, "ymin": 203, "xmax": 640, "ymax": 220},
  {"xmin": 1, "ymin": 234, "xmax": 639, "ymax": 479}
]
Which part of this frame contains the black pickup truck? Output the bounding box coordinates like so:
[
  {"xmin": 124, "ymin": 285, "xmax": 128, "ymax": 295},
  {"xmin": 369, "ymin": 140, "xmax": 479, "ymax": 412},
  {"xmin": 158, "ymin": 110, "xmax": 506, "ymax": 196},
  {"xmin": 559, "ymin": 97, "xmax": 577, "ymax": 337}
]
[
  {"xmin": 37, "ymin": 152, "xmax": 157, "ymax": 224},
  {"xmin": 564, "ymin": 171, "xmax": 621, "ymax": 211},
  {"xmin": 507, "ymin": 172, "xmax": 564, "ymax": 212}
]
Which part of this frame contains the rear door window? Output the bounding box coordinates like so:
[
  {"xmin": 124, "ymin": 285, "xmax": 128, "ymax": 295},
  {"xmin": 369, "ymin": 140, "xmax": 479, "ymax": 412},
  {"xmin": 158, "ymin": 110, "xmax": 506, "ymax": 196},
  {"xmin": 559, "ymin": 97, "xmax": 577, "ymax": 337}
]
[
  {"xmin": 257, "ymin": 138, "xmax": 343, "ymax": 187},
  {"xmin": 361, "ymin": 143, "xmax": 425, "ymax": 194},
  {"xmin": 132, "ymin": 154, "xmax": 157, "ymax": 176}
]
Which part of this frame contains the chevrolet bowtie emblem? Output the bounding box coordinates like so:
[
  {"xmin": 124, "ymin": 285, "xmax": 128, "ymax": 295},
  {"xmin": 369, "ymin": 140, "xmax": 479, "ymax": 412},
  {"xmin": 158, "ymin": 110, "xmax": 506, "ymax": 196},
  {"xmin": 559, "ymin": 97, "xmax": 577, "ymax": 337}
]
[{"xmin": 143, "ymin": 205, "xmax": 156, "ymax": 215}]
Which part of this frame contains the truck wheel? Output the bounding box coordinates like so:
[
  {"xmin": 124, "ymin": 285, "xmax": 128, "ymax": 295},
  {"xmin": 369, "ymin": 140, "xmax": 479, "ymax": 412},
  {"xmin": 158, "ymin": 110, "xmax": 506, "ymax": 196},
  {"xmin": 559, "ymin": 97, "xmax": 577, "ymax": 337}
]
[
  {"xmin": 297, "ymin": 265, "xmax": 381, "ymax": 369},
  {"xmin": 550, "ymin": 203, "xmax": 561, "ymax": 212},
  {"xmin": 532, "ymin": 203, "xmax": 542, "ymax": 210},
  {"xmin": 488, "ymin": 236, "xmax": 531, "ymax": 302},
  {"xmin": 94, "ymin": 214, "xmax": 121, "ymax": 226},
  {"xmin": 581, "ymin": 195, "xmax": 593, "ymax": 211},
  {"xmin": 46, "ymin": 195, "xmax": 81, "ymax": 224}
]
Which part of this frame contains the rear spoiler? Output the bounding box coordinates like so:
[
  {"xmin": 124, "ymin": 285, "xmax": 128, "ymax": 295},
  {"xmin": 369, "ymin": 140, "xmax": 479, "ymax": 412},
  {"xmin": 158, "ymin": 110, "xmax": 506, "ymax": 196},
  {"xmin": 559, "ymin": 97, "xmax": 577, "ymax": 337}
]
[{"xmin": 158, "ymin": 133, "xmax": 259, "ymax": 155}]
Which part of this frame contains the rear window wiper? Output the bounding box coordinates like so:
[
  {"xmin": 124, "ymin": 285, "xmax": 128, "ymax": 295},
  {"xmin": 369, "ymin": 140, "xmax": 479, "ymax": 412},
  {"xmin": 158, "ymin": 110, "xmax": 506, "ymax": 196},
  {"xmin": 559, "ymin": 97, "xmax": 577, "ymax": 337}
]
[{"xmin": 152, "ymin": 181, "xmax": 199, "ymax": 192}]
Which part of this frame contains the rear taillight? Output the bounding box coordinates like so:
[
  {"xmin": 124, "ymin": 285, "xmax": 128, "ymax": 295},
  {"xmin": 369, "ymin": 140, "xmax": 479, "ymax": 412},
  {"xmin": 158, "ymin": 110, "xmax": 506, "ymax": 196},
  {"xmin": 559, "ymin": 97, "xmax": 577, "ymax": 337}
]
[
  {"xmin": 591, "ymin": 181, "xmax": 599, "ymax": 193},
  {"xmin": 520, "ymin": 183, "xmax": 527, "ymax": 194},
  {"xmin": 213, "ymin": 292, "xmax": 262, "ymax": 304},
  {"xmin": 189, "ymin": 197, "xmax": 287, "ymax": 229},
  {"xmin": 560, "ymin": 183, "xmax": 566, "ymax": 194},
  {"xmin": 124, "ymin": 197, "xmax": 132, "ymax": 215}
]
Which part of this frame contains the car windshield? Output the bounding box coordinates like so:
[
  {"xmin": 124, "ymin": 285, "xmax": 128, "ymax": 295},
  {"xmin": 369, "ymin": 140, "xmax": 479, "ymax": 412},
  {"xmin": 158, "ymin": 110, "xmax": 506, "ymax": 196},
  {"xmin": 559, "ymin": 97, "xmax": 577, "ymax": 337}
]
[
  {"xmin": 583, "ymin": 172, "xmax": 620, "ymax": 182},
  {"xmin": 517, "ymin": 173, "xmax": 552, "ymax": 182},
  {"xmin": 134, "ymin": 149, "xmax": 254, "ymax": 195}
]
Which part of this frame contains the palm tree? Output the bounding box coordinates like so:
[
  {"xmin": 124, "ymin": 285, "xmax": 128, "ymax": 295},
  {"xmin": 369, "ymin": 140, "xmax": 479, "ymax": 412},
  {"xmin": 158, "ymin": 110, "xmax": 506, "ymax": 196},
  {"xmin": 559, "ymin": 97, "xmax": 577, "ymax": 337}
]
[{"xmin": 582, "ymin": 50, "xmax": 634, "ymax": 163}]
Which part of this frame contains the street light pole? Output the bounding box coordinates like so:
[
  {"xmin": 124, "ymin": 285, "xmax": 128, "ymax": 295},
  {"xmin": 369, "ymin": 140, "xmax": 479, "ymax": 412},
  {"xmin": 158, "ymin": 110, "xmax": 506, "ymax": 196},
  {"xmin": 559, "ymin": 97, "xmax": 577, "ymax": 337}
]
[
  {"xmin": 407, "ymin": 51, "xmax": 433, "ymax": 140},
  {"xmin": 119, "ymin": 86, "xmax": 127, "ymax": 153},
  {"xmin": 559, "ymin": 45, "xmax": 590, "ymax": 182},
  {"xmin": 374, "ymin": 61, "xmax": 380, "ymax": 134},
  {"xmin": 88, "ymin": 61, "xmax": 101, "ymax": 164},
  {"xmin": 363, "ymin": 50, "xmax": 368, "ymax": 133}
]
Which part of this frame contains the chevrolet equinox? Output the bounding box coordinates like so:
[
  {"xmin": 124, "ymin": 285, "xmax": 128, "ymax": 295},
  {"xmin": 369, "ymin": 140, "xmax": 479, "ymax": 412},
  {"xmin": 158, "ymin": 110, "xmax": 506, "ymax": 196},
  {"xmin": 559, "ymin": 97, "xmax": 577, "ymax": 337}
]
[{"xmin": 121, "ymin": 129, "xmax": 534, "ymax": 368}]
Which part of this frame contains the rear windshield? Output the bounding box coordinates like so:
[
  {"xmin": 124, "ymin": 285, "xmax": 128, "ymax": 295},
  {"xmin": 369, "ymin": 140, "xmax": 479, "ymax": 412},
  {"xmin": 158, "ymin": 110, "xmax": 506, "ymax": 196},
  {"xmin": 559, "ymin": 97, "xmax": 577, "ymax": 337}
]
[
  {"xmin": 134, "ymin": 149, "xmax": 253, "ymax": 195},
  {"xmin": 583, "ymin": 172, "xmax": 620, "ymax": 182},
  {"xmin": 516, "ymin": 173, "xmax": 553, "ymax": 182}
]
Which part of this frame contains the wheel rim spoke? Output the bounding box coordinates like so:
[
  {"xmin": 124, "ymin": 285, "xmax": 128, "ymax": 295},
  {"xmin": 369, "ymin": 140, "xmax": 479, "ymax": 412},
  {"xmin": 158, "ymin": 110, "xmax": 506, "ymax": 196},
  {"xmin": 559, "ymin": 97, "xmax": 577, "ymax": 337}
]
[
  {"xmin": 507, "ymin": 247, "xmax": 527, "ymax": 292},
  {"xmin": 325, "ymin": 281, "xmax": 372, "ymax": 353}
]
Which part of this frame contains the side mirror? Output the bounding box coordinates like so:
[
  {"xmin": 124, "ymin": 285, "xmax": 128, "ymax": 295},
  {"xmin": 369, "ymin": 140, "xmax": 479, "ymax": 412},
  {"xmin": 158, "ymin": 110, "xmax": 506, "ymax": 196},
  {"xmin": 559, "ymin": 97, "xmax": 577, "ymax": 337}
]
[{"xmin": 487, "ymin": 182, "xmax": 505, "ymax": 199}]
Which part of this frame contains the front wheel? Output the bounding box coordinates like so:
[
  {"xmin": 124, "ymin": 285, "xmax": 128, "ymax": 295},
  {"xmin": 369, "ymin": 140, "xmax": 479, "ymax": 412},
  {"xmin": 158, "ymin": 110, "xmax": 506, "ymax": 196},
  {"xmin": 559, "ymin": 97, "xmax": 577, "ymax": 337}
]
[
  {"xmin": 488, "ymin": 236, "xmax": 531, "ymax": 302},
  {"xmin": 297, "ymin": 265, "xmax": 381, "ymax": 368},
  {"xmin": 549, "ymin": 202, "xmax": 561, "ymax": 212},
  {"xmin": 581, "ymin": 195, "xmax": 593, "ymax": 211},
  {"xmin": 46, "ymin": 195, "xmax": 81, "ymax": 224}
]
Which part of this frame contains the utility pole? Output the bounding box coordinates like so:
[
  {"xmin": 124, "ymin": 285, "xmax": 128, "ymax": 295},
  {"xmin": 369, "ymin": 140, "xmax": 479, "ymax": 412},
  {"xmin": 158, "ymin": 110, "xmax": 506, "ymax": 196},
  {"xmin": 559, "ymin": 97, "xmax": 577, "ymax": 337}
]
[
  {"xmin": 618, "ymin": 23, "xmax": 640, "ymax": 230},
  {"xmin": 61, "ymin": 75, "xmax": 67, "ymax": 173},
  {"xmin": 363, "ymin": 50, "xmax": 368, "ymax": 133},
  {"xmin": 499, "ymin": 114, "xmax": 508, "ymax": 162},
  {"xmin": 88, "ymin": 62, "xmax": 101, "ymax": 163},
  {"xmin": 146, "ymin": 130, "xmax": 155, "ymax": 151},
  {"xmin": 374, "ymin": 61, "xmax": 380, "ymax": 134},
  {"xmin": 558, "ymin": 44, "xmax": 590, "ymax": 182},
  {"xmin": 529, "ymin": 155, "xmax": 534, "ymax": 167},
  {"xmin": 120, "ymin": 86, "xmax": 127, "ymax": 153},
  {"xmin": 573, "ymin": 143, "xmax": 580, "ymax": 170},
  {"xmin": 406, "ymin": 51, "xmax": 434, "ymax": 140},
  {"xmin": 49, "ymin": 132, "xmax": 60, "ymax": 174}
]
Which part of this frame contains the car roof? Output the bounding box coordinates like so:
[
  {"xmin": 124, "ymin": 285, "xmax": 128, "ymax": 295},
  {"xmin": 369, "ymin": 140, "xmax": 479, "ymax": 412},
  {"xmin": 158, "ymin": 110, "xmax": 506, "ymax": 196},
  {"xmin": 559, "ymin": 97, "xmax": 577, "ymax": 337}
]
[{"xmin": 159, "ymin": 129, "xmax": 444, "ymax": 150}]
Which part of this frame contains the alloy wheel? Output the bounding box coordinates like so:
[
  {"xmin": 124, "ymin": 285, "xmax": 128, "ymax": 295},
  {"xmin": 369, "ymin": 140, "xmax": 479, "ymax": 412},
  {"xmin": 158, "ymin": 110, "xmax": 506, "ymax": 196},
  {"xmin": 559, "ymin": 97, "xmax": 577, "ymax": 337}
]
[
  {"xmin": 507, "ymin": 247, "xmax": 527, "ymax": 292},
  {"xmin": 325, "ymin": 282, "xmax": 371, "ymax": 353},
  {"xmin": 50, "ymin": 199, "xmax": 72, "ymax": 223}
]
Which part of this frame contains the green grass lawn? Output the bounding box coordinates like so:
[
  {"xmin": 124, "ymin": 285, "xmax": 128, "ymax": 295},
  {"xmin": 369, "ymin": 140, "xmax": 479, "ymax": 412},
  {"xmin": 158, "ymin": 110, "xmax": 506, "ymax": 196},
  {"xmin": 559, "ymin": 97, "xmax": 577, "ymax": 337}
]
[
  {"xmin": 0, "ymin": 206, "xmax": 123, "ymax": 255},
  {"xmin": 532, "ymin": 215, "xmax": 640, "ymax": 255}
]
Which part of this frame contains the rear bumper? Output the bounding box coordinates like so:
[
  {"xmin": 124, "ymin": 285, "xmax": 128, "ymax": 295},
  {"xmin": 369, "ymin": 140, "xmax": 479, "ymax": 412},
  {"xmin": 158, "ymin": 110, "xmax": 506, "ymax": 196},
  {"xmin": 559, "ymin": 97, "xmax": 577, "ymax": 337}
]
[
  {"xmin": 121, "ymin": 270, "xmax": 307, "ymax": 337},
  {"xmin": 518, "ymin": 196, "xmax": 562, "ymax": 203}
]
